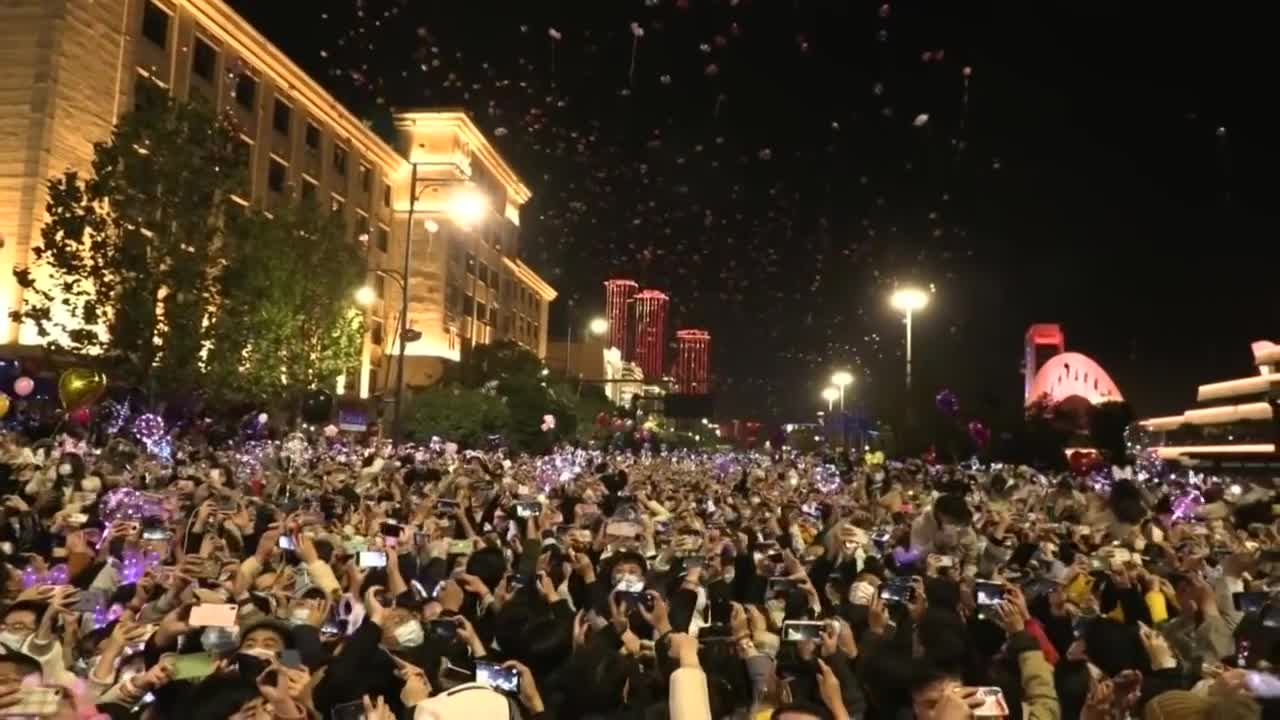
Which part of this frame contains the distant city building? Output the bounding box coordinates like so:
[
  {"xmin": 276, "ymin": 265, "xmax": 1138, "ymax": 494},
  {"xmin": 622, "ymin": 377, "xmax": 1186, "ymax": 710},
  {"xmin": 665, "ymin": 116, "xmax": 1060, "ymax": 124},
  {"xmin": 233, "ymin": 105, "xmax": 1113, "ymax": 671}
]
[
  {"xmin": 673, "ymin": 329, "xmax": 711, "ymax": 395},
  {"xmin": 603, "ymin": 279, "xmax": 638, "ymax": 359},
  {"xmin": 602, "ymin": 347, "xmax": 645, "ymax": 408},
  {"xmin": 632, "ymin": 290, "xmax": 669, "ymax": 382},
  {"xmin": 0, "ymin": 0, "xmax": 555, "ymax": 398},
  {"xmin": 1023, "ymin": 323, "xmax": 1123, "ymax": 408}
]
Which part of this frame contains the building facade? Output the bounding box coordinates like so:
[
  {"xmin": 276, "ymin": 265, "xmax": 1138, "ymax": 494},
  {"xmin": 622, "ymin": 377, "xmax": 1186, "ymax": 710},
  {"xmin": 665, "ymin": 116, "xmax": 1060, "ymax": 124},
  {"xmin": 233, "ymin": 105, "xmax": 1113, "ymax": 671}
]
[
  {"xmin": 632, "ymin": 290, "xmax": 668, "ymax": 382},
  {"xmin": 603, "ymin": 278, "xmax": 638, "ymax": 359},
  {"xmin": 673, "ymin": 329, "xmax": 711, "ymax": 395},
  {"xmin": 0, "ymin": 0, "xmax": 555, "ymax": 398}
]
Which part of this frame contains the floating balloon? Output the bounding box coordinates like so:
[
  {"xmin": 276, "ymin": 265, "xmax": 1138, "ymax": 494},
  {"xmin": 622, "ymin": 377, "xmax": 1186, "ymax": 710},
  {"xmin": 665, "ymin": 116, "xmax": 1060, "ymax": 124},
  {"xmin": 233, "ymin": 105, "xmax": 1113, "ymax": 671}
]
[
  {"xmin": 58, "ymin": 368, "xmax": 106, "ymax": 410},
  {"xmin": 1069, "ymin": 450, "xmax": 1098, "ymax": 477},
  {"xmin": 323, "ymin": 424, "xmax": 339, "ymax": 438},
  {"xmin": 542, "ymin": 414, "xmax": 556, "ymax": 430},
  {"xmin": 0, "ymin": 393, "xmax": 8, "ymax": 418},
  {"xmin": 967, "ymin": 421, "xmax": 991, "ymax": 449},
  {"xmin": 133, "ymin": 414, "xmax": 165, "ymax": 445},
  {"xmin": 935, "ymin": 389, "xmax": 959, "ymax": 415},
  {"xmin": 256, "ymin": 413, "xmax": 269, "ymax": 425},
  {"xmin": 12, "ymin": 377, "xmax": 33, "ymax": 397},
  {"xmin": 300, "ymin": 389, "xmax": 334, "ymax": 425},
  {"xmin": 67, "ymin": 407, "xmax": 91, "ymax": 425}
]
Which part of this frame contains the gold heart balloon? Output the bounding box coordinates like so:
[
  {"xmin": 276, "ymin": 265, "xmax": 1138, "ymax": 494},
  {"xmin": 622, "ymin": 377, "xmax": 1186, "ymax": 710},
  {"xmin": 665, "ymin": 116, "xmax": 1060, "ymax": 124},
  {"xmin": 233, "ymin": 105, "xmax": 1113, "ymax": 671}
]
[
  {"xmin": 58, "ymin": 368, "xmax": 107, "ymax": 411},
  {"xmin": 0, "ymin": 393, "xmax": 9, "ymax": 418}
]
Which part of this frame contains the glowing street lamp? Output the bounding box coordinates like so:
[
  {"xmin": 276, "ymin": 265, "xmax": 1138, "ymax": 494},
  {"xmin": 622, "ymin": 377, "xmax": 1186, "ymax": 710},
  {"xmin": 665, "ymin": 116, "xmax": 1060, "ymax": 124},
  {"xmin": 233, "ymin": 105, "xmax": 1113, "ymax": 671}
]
[
  {"xmin": 448, "ymin": 184, "xmax": 490, "ymax": 228},
  {"xmin": 588, "ymin": 317, "xmax": 608, "ymax": 336},
  {"xmin": 889, "ymin": 287, "xmax": 929, "ymax": 395},
  {"xmin": 830, "ymin": 370, "xmax": 853, "ymax": 412},
  {"xmin": 821, "ymin": 386, "xmax": 839, "ymax": 412},
  {"xmin": 354, "ymin": 286, "xmax": 377, "ymax": 306}
]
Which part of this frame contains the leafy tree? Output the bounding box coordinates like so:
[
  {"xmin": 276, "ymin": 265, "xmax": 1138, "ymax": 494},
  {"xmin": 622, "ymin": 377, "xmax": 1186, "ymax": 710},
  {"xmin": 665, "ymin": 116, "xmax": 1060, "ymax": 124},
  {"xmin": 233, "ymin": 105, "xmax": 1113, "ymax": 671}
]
[
  {"xmin": 12, "ymin": 96, "xmax": 244, "ymax": 396},
  {"xmin": 1088, "ymin": 401, "xmax": 1135, "ymax": 464},
  {"xmin": 456, "ymin": 340, "xmax": 546, "ymax": 387},
  {"xmin": 205, "ymin": 205, "xmax": 365, "ymax": 409},
  {"xmin": 403, "ymin": 385, "xmax": 510, "ymax": 447}
]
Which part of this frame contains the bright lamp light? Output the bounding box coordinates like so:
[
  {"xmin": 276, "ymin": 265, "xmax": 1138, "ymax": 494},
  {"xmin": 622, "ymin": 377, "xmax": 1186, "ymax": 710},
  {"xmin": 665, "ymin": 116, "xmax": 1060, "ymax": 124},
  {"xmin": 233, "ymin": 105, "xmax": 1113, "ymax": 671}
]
[
  {"xmin": 588, "ymin": 317, "xmax": 608, "ymax": 336},
  {"xmin": 890, "ymin": 287, "xmax": 929, "ymax": 312},
  {"xmin": 831, "ymin": 371, "xmax": 853, "ymax": 388},
  {"xmin": 821, "ymin": 387, "xmax": 840, "ymax": 403},
  {"xmin": 449, "ymin": 185, "xmax": 489, "ymax": 227},
  {"xmin": 354, "ymin": 286, "xmax": 377, "ymax": 306}
]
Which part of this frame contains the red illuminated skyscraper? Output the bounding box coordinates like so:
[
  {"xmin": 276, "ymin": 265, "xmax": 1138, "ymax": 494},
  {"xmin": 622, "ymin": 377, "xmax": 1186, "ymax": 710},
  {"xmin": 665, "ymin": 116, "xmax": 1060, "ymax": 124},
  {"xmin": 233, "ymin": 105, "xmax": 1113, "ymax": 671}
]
[
  {"xmin": 632, "ymin": 290, "xmax": 669, "ymax": 381},
  {"xmin": 603, "ymin": 279, "xmax": 638, "ymax": 357},
  {"xmin": 674, "ymin": 330, "xmax": 711, "ymax": 394}
]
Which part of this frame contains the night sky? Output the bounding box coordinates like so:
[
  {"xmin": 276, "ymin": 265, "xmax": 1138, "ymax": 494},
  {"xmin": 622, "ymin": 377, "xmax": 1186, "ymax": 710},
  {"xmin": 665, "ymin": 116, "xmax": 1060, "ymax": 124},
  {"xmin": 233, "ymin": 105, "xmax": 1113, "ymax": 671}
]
[{"xmin": 230, "ymin": 0, "xmax": 1277, "ymax": 426}]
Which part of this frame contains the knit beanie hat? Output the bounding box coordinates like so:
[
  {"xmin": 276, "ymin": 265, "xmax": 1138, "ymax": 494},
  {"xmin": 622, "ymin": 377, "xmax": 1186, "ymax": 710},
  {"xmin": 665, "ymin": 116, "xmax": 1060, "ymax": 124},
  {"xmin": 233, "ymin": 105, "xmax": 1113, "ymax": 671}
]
[{"xmin": 1144, "ymin": 690, "xmax": 1260, "ymax": 720}]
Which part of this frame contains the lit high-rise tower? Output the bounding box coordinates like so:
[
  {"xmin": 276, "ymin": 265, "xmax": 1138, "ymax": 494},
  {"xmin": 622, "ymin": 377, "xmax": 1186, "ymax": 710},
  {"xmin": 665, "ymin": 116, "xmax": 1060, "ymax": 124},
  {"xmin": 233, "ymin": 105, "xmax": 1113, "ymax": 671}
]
[
  {"xmin": 632, "ymin": 290, "xmax": 669, "ymax": 381},
  {"xmin": 674, "ymin": 330, "xmax": 711, "ymax": 394},
  {"xmin": 603, "ymin": 279, "xmax": 638, "ymax": 357}
]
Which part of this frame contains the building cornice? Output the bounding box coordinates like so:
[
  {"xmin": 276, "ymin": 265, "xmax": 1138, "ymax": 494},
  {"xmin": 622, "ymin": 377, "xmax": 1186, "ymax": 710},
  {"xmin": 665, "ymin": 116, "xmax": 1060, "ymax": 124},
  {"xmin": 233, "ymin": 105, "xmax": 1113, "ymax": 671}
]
[
  {"xmin": 177, "ymin": 0, "xmax": 407, "ymax": 173},
  {"xmin": 502, "ymin": 258, "xmax": 557, "ymax": 301},
  {"xmin": 394, "ymin": 110, "xmax": 531, "ymax": 206}
]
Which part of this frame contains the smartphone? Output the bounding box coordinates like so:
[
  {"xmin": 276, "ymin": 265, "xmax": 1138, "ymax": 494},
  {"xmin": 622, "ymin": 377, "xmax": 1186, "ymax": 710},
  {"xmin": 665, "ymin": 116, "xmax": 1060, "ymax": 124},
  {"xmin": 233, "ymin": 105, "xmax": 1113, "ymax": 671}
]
[
  {"xmin": 709, "ymin": 598, "xmax": 732, "ymax": 626},
  {"xmin": 380, "ymin": 521, "xmax": 401, "ymax": 538},
  {"xmin": 1260, "ymin": 605, "xmax": 1280, "ymax": 629},
  {"xmin": 188, "ymin": 603, "xmax": 238, "ymax": 628},
  {"xmin": 781, "ymin": 620, "xmax": 825, "ymax": 642},
  {"xmin": 0, "ymin": 686, "xmax": 63, "ymax": 716},
  {"xmin": 975, "ymin": 581, "xmax": 1007, "ymax": 607},
  {"xmin": 216, "ymin": 497, "xmax": 238, "ymax": 512},
  {"xmin": 278, "ymin": 535, "xmax": 297, "ymax": 551},
  {"xmin": 969, "ymin": 687, "xmax": 1010, "ymax": 717},
  {"xmin": 475, "ymin": 660, "xmax": 520, "ymax": 693},
  {"xmin": 935, "ymin": 555, "xmax": 956, "ymax": 569},
  {"xmin": 331, "ymin": 700, "xmax": 364, "ymax": 720},
  {"xmin": 447, "ymin": 539, "xmax": 474, "ymax": 555},
  {"xmin": 141, "ymin": 517, "xmax": 169, "ymax": 541},
  {"xmin": 280, "ymin": 649, "xmax": 302, "ymax": 669},
  {"xmin": 605, "ymin": 520, "xmax": 641, "ymax": 538},
  {"xmin": 358, "ymin": 551, "xmax": 387, "ymax": 569},
  {"xmin": 172, "ymin": 652, "xmax": 217, "ymax": 680},
  {"xmin": 65, "ymin": 512, "xmax": 89, "ymax": 526},
  {"xmin": 1233, "ymin": 591, "xmax": 1268, "ymax": 614},
  {"xmin": 768, "ymin": 577, "xmax": 797, "ymax": 597},
  {"xmin": 435, "ymin": 499, "xmax": 460, "ymax": 515},
  {"xmin": 429, "ymin": 619, "xmax": 458, "ymax": 641},
  {"xmin": 515, "ymin": 501, "xmax": 541, "ymax": 518},
  {"xmin": 73, "ymin": 589, "xmax": 108, "ymax": 613},
  {"xmin": 879, "ymin": 577, "xmax": 914, "ymax": 604}
]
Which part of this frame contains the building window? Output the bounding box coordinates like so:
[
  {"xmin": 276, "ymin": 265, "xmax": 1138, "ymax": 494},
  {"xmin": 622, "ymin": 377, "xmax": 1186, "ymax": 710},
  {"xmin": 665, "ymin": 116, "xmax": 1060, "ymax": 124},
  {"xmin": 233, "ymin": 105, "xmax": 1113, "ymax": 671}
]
[
  {"xmin": 330, "ymin": 194, "xmax": 345, "ymax": 215},
  {"xmin": 354, "ymin": 211, "xmax": 369, "ymax": 244},
  {"xmin": 370, "ymin": 318, "xmax": 384, "ymax": 346},
  {"xmin": 463, "ymin": 294, "xmax": 474, "ymax": 316},
  {"xmin": 300, "ymin": 176, "xmax": 318, "ymax": 204},
  {"xmin": 141, "ymin": 1, "xmax": 169, "ymax": 48},
  {"xmin": 359, "ymin": 164, "xmax": 372, "ymax": 193},
  {"xmin": 333, "ymin": 145, "xmax": 348, "ymax": 176},
  {"xmin": 133, "ymin": 73, "xmax": 166, "ymax": 113},
  {"xmin": 234, "ymin": 73, "xmax": 257, "ymax": 109},
  {"xmin": 476, "ymin": 301, "xmax": 487, "ymax": 323},
  {"xmin": 488, "ymin": 306, "xmax": 498, "ymax": 326},
  {"xmin": 192, "ymin": 36, "xmax": 217, "ymax": 82},
  {"xmin": 375, "ymin": 225, "xmax": 389, "ymax": 252},
  {"xmin": 304, "ymin": 122, "xmax": 321, "ymax": 150},
  {"xmin": 267, "ymin": 157, "xmax": 287, "ymax": 193},
  {"xmin": 465, "ymin": 252, "xmax": 476, "ymax": 275},
  {"xmin": 272, "ymin": 98, "xmax": 291, "ymax": 135},
  {"xmin": 383, "ymin": 183, "xmax": 392, "ymax": 208}
]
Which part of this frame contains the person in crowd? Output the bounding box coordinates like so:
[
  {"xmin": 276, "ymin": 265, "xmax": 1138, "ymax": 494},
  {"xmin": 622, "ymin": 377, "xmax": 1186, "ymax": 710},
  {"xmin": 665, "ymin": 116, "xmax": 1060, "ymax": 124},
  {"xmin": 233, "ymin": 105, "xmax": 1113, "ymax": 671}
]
[{"xmin": 0, "ymin": 428, "xmax": 1275, "ymax": 719}]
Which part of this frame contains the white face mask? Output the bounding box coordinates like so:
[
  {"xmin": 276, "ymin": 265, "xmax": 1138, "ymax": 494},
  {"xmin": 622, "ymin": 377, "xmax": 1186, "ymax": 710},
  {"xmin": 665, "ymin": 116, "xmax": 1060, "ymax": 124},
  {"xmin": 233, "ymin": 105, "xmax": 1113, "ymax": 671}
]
[
  {"xmin": 0, "ymin": 630, "xmax": 30, "ymax": 650},
  {"xmin": 393, "ymin": 620, "xmax": 424, "ymax": 648},
  {"xmin": 289, "ymin": 609, "xmax": 313, "ymax": 626},
  {"xmin": 240, "ymin": 646, "xmax": 278, "ymax": 661},
  {"xmin": 57, "ymin": 463, "xmax": 72, "ymax": 477}
]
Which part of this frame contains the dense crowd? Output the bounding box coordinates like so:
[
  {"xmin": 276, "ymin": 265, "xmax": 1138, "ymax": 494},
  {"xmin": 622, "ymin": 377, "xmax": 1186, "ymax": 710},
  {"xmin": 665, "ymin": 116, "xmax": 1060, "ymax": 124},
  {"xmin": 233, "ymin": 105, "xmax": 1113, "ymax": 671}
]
[{"xmin": 0, "ymin": 431, "xmax": 1277, "ymax": 720}]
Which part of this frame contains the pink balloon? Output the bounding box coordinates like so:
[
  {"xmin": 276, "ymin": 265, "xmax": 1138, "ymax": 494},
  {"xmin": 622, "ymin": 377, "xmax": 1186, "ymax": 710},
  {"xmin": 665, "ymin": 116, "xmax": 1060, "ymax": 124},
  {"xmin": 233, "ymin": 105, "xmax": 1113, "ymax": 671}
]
[{"xmin": 13, "ymin": 377, "xmax": 33, "ymax": 397}]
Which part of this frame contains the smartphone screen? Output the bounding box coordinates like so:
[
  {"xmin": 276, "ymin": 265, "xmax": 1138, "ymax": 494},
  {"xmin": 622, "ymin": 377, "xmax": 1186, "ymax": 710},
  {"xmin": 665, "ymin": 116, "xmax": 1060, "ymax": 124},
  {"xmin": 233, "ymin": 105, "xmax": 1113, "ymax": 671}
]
[
  {"xmin": 1233, "ymin": 591, "xmax": 1268, "ymax": 614},
  {"xmin": 331, "ymin": 700, "xmax": 364, "ymax": 720},
  {"xmin": 475, "ymin": 661, "xmax": 520, "ymax": 693},
  {"xmin": 280, "ymin": 649, "xmax": 302, "ymax": 669},
  {"xmin": 358, "ymin": 551, "xmax": 387, "ymax": 568},
  {"xmin": 975, "ymin": 581, "xmax": 1006, "ymax": 606},
  {"xmin": 780, "ymin": 620, "xmax": 824, "ymax": 642},
  {"xmin": 515, "ymin": 502, "xmax": 541, "ymax": 518},
  {"xmin": 380, "ymin": 521, "xmax": 401, "ymax": 538},
  {"xmin": 172, "ymin": 652, "xmax": 216, "ymax": 680},
  {"xmin": 278, "ymin": 535, "xmax": 297, "ymax": 551}
]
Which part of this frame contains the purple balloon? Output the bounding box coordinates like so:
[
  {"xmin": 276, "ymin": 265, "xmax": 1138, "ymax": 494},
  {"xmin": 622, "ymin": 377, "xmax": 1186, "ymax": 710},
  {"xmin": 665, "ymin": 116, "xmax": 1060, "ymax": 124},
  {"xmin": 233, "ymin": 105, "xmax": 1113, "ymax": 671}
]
[
  {"xmin": 935, "ymin": 389, "xmax": 959, "ymax": 415},
  {"xmin": 968, "ymin": 420, "xmax": 991, "ymax": 448}
]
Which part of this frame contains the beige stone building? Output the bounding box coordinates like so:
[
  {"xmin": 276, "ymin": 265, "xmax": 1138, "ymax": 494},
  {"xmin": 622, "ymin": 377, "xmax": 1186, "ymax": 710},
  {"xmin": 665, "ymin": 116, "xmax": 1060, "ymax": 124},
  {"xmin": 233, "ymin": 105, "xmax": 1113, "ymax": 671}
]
[{"xmin": 0, "ymin": 0, "xmax": 555, "ymax": 397}]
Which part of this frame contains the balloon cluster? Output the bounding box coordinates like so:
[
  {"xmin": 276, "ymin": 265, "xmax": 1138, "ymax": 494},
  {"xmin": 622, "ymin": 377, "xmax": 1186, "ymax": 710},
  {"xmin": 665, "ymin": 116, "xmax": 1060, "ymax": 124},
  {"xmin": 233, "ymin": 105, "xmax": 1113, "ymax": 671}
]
[
  {"xmin": 935, "ymin": 389, "xmax": 959, "ymax": 415},
  {"xmin": 99, "ymin": 488, "xmax": 168, "ymax": 525},
  {"xmin": 21, "ymin": 564, "xmax": 70, "ymax": 589}
]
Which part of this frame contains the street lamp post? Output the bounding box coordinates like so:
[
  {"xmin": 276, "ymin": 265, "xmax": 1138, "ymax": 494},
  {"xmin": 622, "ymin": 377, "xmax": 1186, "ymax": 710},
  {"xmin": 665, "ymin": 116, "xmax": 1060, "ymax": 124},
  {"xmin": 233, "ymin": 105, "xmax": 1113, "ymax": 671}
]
[
  {"xmin": 890, "ymin": 287, "xmax": 929, "ymax": 431},
  {"xmin": 830, "ymin": 371, "xmax": 853, "ymax": 448}
]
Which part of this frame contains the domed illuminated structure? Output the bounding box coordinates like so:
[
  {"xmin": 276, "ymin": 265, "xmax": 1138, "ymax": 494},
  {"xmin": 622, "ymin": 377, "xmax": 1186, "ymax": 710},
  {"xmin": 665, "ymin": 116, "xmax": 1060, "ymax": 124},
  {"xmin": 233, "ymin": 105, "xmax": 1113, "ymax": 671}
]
[{"xmin": 1023, "ymin": 324, "xmax": 1124, "ymax": 409}]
